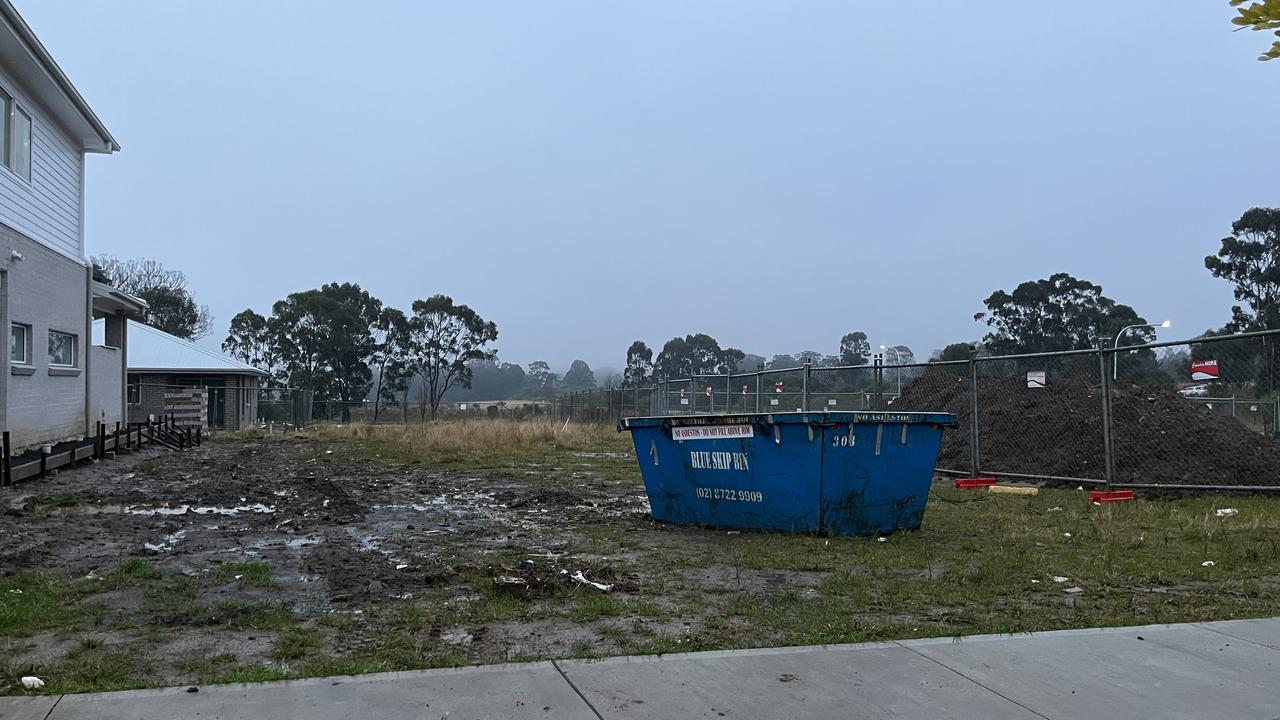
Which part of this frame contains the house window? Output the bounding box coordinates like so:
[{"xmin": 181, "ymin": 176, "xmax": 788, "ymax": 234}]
[
  {"xmin": 0, "ymin": 90, "xmax": 30, "ymax": 181},
  {"xmin": 11, "ymin": 107, "xmax": 30, "ymax": 181},
  {"xmin": 127, "ymin": 383, "xmax": 140, "ymax": 404},
  {"xmin": 48, "ymin": 330, "xmax": 76, "ymax": 367},
  {"xmin": 10, "ymin": 323, "xmax": 30, "ymax": 364}
]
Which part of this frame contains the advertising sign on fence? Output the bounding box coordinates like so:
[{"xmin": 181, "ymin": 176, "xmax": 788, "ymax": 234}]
[
  {"xmin": 1191, "ymin": 359, "xmax": 1220, "ymax": 381},
  {"xmin": 1026, "ymin": 370, "xmax": 1046, "ymax": 389},
  {"xmin": 742, "ymin": 385, "xmax": 748, "ymax": 395},
  {"xmin": 775, "ymin": 382, "xmax": 783, "ymax": 393}
]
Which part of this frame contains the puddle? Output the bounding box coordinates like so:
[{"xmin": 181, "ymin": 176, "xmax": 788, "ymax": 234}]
[
  {"xmin": 126, "ymin": 504, "xmax": 276, "ymax": 517},
  {"xmin": 572, "ymin": 451, "xmax": 631, "ymax": 460},
  {"xmin": 145, "ymin": 528, "xmax": 189, "ymax": 553}
]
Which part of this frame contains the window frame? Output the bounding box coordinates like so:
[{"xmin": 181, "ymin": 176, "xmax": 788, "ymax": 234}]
[
  {"xmin": 10, "ymin": 322, "xmax": 30, "ymax": 365},
  {"xmin": 0, "ymin": 83, "xmax": 31, "ymax": 183},
  {"xmin": 11, "ymin": 105, "xmax": 31, "ymax": 181},
  {"xmin": 47, "ymin": 330, "xmax": 77, "ymax": 368}
]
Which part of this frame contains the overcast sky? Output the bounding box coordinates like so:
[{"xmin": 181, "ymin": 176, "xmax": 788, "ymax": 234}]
[{"xmin": 19, "ymin": 2, "xmax": 1278, "ymax": 370}]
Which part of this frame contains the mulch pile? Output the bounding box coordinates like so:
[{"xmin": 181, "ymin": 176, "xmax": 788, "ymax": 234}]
[{"xmin": 895, "ymin": 371, "xmax": 1280, "ymax": 487}]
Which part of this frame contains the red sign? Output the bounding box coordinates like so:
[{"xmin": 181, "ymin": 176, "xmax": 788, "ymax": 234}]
[{"xmin": 1191, "ymin": 359, "xmax": 1219, "ymax": 381}]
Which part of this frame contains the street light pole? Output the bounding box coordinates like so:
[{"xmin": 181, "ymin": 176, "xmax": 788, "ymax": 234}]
[
  {"xmin": 1113, "ymin": 320, "xmax": 1171, "ymax": 380},
  {"xmin": 879, "ymin": 345, "xmax": 902, "ymax": 397}
]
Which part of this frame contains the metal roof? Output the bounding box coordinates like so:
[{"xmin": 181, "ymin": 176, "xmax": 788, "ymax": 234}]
[{"xmin": 93, "ymin": 319, "xmax": 266, "ymax": 376}]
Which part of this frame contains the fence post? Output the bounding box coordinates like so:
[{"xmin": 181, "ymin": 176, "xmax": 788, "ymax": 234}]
[
  {"xmin": 747, "ymin": 366, "xmax": 757, "ymax": 412},
  {"xmin": 874, "ymin": 355, "xmax": 884, "ymax": 410},
  {"xmin": 726, "ymin": 373, "xmax": 732, "ymax": 413},
  {"xmin": 689, "ymin": 377, "xmax": 695, "ymax": 415},
  {"xmin": 1099, "ymin": 344, "xmax": 1116, "ymax": 489},
  {"xmin": 802, "ymin": 362, "xmax": 811, "ymax": 412},
  {"xmin": 968, "ymin": 349, "xmax": 980, "ymax": 478},
  {"xmin": 2, "ymin": 431, "xmax": 9, "ymax": 487}
]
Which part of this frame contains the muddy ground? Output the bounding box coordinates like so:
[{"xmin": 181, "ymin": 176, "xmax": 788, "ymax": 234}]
[{"xmin": 3, "ymin": 429, "xmax": 1280, "ymax": 694}]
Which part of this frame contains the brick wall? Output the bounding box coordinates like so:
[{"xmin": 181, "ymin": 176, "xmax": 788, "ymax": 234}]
[
  {"xmin": 0, "ymin": 225, "xmax": 89, "ymax": 450},
  {"xmin": 128, "ymin": 373, "xmax": 261, "ymax": 430}
]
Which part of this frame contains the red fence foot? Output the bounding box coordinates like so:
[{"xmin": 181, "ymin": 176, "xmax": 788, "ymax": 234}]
[
  {"xmin": 954, "ymin": 477, "xmax": 998, "ymax": 489},
  {"xmin": 1090, "ymin": 490, "xmax": 1135, "ymax": 503}
]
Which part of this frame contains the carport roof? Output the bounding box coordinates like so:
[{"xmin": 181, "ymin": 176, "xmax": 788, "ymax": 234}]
[{"xmin": 93, "ymin": 319, "xmax": 267, "ymax": 376}]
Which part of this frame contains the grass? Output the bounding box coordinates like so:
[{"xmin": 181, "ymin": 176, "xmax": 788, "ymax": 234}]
[
  {"xmin": 10, "ymin": 424, "xmax": 1280, "ymax": 695},
  {"xmin": 216, "ymin": 561, "xmax": 274, "ymax": 588},
  {"xmin": 0, "ymin": 572, "xmax": 104, "ymax": 638},
  {"xmin": 24, "ymin": 493, "xmax": 81, "ymax": 509},
  {"xmin": 309, "ymin": 419, "xmax": 628, "ymax": 472}
]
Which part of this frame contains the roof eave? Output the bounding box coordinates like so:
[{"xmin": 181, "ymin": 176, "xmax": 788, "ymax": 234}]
[
  {"xmin": 0, "ymin": 0, "xmax": 118, "ymax": 153},
  {"xmin": 130, "ymin": 367, "xmax": 268, "ymax": 377}
]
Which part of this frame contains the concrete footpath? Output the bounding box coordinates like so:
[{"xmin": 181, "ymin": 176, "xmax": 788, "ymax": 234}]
[{"xmin": 3, "ymin": 618, "xmax": 1279, "ymax": 720}]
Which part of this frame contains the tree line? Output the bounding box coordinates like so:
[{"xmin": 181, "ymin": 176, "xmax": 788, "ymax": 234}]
[
  {"xmin": 619, "ymin": 207, "xmax": 1280, "ymax": 386},
  {"xmin": 221, "ymin": 286, "xmax": 498, "ymax": 420},
  {"xmin": 96, "ymin": 206, "xmax": 1280, "ymax": 404}
]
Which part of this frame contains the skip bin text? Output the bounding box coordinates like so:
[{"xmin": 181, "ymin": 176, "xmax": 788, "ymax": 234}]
[{"xmin": 689, "ymin": 451, "xmax": 751, "ymax": 471}]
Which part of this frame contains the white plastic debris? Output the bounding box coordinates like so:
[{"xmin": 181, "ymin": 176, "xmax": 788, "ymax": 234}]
[
  {"xmin": 1046, "ymin": 506, "xmax": 1063, "ymax": 513},
  {"xmin": 1063, "ymin": 532, "xmax": 1072, "ymax": 538},
  {"xmin": 1063, "ymin": 586, "xmax": 1085, "ymax": 594},
  {"xmin": 1215, "ymin": 508, "xmax": 1239, "ymax": 518},
  {"xmin": 569, "ymin": 570, "xmax": 613, "ymax": 592},
  {"xmin": 20, "ymin": 676, "xmax": 44, "ymax": 690},
  {"xmin": 1030, "ymin": 579, "xmax": 1040, "ymax": 584},
  {"xmin": 7, "ymin": 589, "xmax": 22, "ymax": 594},
  {"xmin": 877, "ymin": 537, "xmax": 887, "ymax": 543},
  {"xmin": 395, "ymin": 564, "xmax": 409, "ymax": 570},
  {"xmin": 143, "ymin": 542, "xmax": 166, "ymax": 553},
  {"xmin": 1053, "ymin": 576, "xmax": 1069, "ymax": 583},
  {"xmin": 1076, "ymin": 486, "xmax": 1084, "ymax": 491},
  {"xmin": 725, "ymin": 530, "xmax": 740, "ymax": 535},
  {"xmin": 1202, "ymin": 560, "xmax": 1216, "ymax": 567},
  {"xmin": 234, "ymin": 575, "xmax": 243, "ymax": 580},
  {"xmin": 325, "ymin": 450, "xmax": 334, "ymax": 455}
]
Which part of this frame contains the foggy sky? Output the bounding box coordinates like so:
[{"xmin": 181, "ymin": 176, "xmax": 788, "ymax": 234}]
[{"xmin": 18, "ymin": 2, "xmax": 1278, "ymax": 371}]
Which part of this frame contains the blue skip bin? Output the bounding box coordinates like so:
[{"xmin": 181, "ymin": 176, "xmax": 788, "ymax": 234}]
[{"xmin": 619, "ymin": 411, "xmax": 959, "ymax": 536}]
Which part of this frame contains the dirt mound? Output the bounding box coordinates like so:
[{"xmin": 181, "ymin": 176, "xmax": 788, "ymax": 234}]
[{"xmin": 895, "ymin": 372, "xmax": 1280, "ymax": 486}]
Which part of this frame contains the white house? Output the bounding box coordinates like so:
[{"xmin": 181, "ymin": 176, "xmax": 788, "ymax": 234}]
[{"xmin": 0, "ymin": 0, "xmax": 142, "ymax": 450}]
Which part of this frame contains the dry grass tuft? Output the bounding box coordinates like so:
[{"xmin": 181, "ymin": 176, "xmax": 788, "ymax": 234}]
[{"xmin": 311, "ymin": 419, "xmax": 622, "ymax": 459}]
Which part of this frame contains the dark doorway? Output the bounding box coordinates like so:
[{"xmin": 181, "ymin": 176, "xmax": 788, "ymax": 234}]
[{"xmin": 177, "ymin": 376, "xmax": 227, "ymax": 428}]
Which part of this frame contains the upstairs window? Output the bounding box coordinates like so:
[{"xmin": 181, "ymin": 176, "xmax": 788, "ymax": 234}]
[
  {"xmin": 11, "ymin": 107, "xmax": 30, "ymax": 181},
  {"xmin": 0, "ymin": 90, "xmax": 31, "ymax": 182},
  {"xmin": 10, "ymin": 323, "xmax": 30, "ymax": 364},
  {"xmin": 48, "ymin": 330, "xmax": 76, "ymax": 367}
]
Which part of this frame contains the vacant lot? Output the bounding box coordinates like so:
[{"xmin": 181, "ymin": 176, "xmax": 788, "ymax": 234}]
[{"xmin": 3, "ymin": 420, "xmax": 1280, "ymax": 695}]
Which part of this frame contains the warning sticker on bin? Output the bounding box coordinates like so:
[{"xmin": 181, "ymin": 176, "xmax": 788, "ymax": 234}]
[{"xmin": 672, "ymin": 425, "xmax": 754, "ymax": 440}]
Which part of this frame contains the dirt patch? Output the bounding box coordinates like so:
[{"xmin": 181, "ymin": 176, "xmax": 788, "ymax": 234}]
[{"xmin": 896, "ymin": 373, "xmax": 1280, "ymax": 486}]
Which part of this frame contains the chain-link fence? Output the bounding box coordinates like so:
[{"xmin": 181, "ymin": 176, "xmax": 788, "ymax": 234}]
[{"xmin": 547, "ymin": 329, "xmax": 1280, "ymax": 491}]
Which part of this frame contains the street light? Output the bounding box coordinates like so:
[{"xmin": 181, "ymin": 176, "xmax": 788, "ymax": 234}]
[
  {"xmin": 1113, "ymin": 320, "xmax": 1171, "ymax": 380},
  {"xmin": 879, "ymin": 344, "xmax": 902, "ymax": 397}
]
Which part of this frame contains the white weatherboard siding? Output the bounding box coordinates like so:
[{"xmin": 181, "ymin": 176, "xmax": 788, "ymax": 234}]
[{"xmin": 0, "ymin": 61, "xmax": 83, "ymax": 260}]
